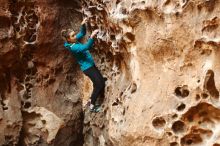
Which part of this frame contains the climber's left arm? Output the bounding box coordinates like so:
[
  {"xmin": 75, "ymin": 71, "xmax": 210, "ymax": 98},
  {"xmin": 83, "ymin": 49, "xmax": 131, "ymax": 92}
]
[{"xmin": 71, "ymin": 38, "xmax": 94, "ymax": 53}]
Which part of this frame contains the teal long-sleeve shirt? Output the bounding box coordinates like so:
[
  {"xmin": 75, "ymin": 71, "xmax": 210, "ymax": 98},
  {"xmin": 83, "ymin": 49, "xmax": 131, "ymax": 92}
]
[{"xmin": 64, "ymin": 25, "xmax": 95, "ymax": 71}]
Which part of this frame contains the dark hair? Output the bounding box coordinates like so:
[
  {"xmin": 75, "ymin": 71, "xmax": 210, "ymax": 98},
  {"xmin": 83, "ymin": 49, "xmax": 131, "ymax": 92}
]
[{"xmin": 61, "ymin": 29, "xmax": 73, "ymax": 41}]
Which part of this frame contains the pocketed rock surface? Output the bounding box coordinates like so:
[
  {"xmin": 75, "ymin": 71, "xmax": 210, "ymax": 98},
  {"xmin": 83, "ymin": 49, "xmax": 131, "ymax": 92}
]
[
  {"xmin": 0, "ymin": 0, "xmax": 220, "ymax": 146},
  {"xmin": 82, "ymin": 0, "xmax": 220, "ymax": 146}
]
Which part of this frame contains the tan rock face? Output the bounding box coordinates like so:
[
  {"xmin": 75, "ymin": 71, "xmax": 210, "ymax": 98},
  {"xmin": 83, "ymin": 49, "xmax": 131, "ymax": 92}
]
[
  {"xmin": 81, "ymin": 0, "xmax": 220, "ymax": 146},
  {"xmin": 1, "ymin": 0, "xmax": 220, "ymax": 146}
]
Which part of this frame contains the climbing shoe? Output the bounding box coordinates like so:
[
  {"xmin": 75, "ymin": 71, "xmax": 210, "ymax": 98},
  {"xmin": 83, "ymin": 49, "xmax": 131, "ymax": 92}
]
[{"xmin": 90, "ymin": 105, "xmax": 101, "ymax": 113}]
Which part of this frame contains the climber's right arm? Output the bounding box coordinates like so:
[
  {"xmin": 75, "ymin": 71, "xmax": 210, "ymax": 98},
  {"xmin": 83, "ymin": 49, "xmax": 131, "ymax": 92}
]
[{"xmin": 71, "ymin": 29, "xmax": 98, "ymax": 53}]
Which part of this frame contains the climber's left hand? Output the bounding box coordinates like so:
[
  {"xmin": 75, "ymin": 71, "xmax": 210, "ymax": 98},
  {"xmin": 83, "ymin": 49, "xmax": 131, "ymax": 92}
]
[{"xmin": 90, "ymin": 29, "xmax": 99, "ymax": 38}]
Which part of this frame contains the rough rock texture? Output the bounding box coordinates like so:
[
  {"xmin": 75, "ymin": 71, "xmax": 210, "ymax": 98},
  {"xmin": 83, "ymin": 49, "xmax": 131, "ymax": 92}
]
[
  {"xmin": 81, "ymin": 0, "xmax": 220, "ymax": 146},
  {"xmin": 0, "ymin": 0, "xmax": 84, "ymax": 145},
  {"xmin": 1, "ymin": 0, "xmax": 220, "ymax": 146}
]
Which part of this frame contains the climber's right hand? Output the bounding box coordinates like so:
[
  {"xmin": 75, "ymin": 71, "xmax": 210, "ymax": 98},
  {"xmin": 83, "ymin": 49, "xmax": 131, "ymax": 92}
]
[
  {"xmin": 90, "ymin": 29, "xmax": 99, "ymax": 38},
  {"xmin": 81, "ymin": 18, "xmax": 88, "ymax": 25}
]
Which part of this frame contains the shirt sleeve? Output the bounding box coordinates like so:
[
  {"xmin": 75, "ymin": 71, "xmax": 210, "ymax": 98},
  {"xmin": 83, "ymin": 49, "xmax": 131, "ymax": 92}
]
[
  {"xmin": 75, "ymin": 24, "xmax": 86, "ymax": 40},
  {"xmin": 71, "ymin": 38, "xmax": 94, "ymax": 53},
  {"xmin": 64, "ymin": 42, "xmax": 71, "ymax": 51}
]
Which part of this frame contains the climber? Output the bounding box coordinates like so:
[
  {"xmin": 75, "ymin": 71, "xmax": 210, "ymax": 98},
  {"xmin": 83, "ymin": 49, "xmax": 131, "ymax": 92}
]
[{"xmin": 61, "ymin": 18, "xmax": 105, "ymax": 113}]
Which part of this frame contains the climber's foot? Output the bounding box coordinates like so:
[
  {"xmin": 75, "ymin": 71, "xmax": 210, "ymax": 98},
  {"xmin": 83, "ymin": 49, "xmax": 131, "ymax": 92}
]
[{"xmin": 90, "ymin": 105, "xmax": 101, "ymax": 113}]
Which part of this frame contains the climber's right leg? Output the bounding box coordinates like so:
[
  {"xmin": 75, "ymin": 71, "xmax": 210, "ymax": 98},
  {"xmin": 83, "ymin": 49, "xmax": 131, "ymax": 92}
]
[{"xmin": 83, "ymin": 65, "xmax": 105, "ymax": 112}]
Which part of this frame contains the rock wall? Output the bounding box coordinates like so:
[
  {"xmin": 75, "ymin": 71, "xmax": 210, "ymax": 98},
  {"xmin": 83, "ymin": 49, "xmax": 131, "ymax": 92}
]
[
  {"xmin": 1, "ymin": 0, "xmax": 220, "ymax": 146},
  {"xmin": 81, "ymin": 0, "xmax": 220, "ymax": 146},
  {"xmin": 0, "ymin": 0, "xmax": 84, "ymax": 145}
]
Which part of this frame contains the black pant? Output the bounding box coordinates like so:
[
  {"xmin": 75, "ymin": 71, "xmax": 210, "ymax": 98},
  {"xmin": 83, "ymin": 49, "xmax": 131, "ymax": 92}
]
[{"xmin": 83, "ymin": 65, "xmax": 105, "ymax": 105}]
